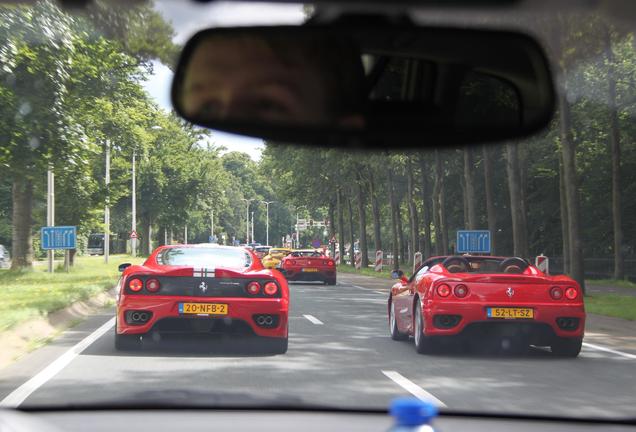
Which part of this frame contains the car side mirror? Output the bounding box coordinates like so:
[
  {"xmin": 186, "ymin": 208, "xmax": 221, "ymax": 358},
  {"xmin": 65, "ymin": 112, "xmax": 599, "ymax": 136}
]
[
  {"xmin": 118, "ymin": 263, "xmax": 132, "ymax": 272},
  {"xmin": 391, "ymin": 269, "xmax": 404, "ymax": 279}
]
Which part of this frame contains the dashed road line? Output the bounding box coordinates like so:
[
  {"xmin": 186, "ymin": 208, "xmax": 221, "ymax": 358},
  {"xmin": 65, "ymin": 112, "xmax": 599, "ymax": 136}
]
[
  {"xmin": 303, "ymin": 314, "xmax": 324, "ymax": 325},
  {"xmin": 382, "ymin": 370, "xmax": 447, "ymax": 407},
  {"xmin": 583, "ymin": 342, "xmax": 636, "ymax": 360},
  {"xmin": 0, "ymin": 317, "xmax": 116, "ymax": 408}
]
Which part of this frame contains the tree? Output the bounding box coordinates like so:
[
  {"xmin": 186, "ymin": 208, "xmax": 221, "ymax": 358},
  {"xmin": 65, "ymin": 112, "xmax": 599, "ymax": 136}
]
[
  {"xmin": 483, "ymin": 145, "xmax": 498, "ymax": 255},
  {"xmin": 506, "ymin": 142, "xmax": 529, "ymax": 258}
]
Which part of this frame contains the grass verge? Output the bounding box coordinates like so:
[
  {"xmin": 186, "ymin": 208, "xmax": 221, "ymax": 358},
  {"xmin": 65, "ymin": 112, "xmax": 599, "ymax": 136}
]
[
  {"xmin": 585, "ymin": 294, "xmax": 636, "ymax": 321},
  {"xmin": 337, "ymin": 265, "xmax": 394, "ymax": 280},
  {"xmin": 0, "ymin": 254, "xmax": 142, "ymax": 332},
  {"xmin": 586, "ymin": 279, "xmax": 636, "ymax": 289}
]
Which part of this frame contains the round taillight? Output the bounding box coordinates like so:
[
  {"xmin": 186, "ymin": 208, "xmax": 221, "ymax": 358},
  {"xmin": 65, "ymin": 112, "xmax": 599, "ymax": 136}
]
[
  {"xmin": 437, "ymin": 284, "xmax": 451, "ymax": 297},
  {"xmin": 288, "ymin": 260, "xmax": 296, "ymax": 266},
  {"xmin": 550, "ymin": 286, "xmax": 564, "ymax": 300},
  {"xmin": 146, "ymin": 278, "xmax": 160, "ymax": 293},
  {"xmin": 328, "ymin": 260, "xmax": 334, "ymax": 266},
  {"xmin": 128, "ymin": 278, "xmax": 143, "ymax": 292},
  {"xmin": 454, "ymin": 284, "xmax": 469, "ymax": 298},
  {"xmin": 264, "ymin": 282, "xmax": 278, "ymax": 296},
  {"xmin": 565, "ymin": 287, "xmax": 578, "ymax": 300},
  {"xmin": 247, "ymin": 281, "xmax": 261, "ymax": 295}
]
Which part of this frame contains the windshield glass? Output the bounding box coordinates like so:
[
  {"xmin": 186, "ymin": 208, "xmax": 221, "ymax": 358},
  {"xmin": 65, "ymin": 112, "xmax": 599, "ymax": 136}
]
[
  {"xmin": 156, "ymin": 247, "xmax": 250, "ymax": 269},
  {"xmin": 1, "ymin": 0, "xmax": 635, "ymax": 422}
]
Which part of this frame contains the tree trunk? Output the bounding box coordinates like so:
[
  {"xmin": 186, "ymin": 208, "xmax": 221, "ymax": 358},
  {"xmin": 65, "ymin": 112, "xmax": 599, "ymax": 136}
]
[
  {"xmin": 483, "ymin": 145, "xmax": 498, "ymax": 255},
  {"xmin": 347, "ymin": 190, "xmax": 355, "ymax": 268},
  {"xmin": 328, "ymin": 198, "xmax": 336, "ymax": 240},
  {"xmin": 406, "ymin": 158, "xmax": 420, "ymax": 260},
  {"xmin": 433, "ymin": 150, "xmax": 448, "ymax": 255},
  {"xmin": 418, "ymin": 155, "xmax": 432, "ymax": 258},
  {"xmin": 388, "ymin": 168, "xmax": 400, "ymax": 271},
  {"xmin": 559, "ymin": 153, "xmax": 570, "ymax": 274},
  {"xmin": 606, "ymin": 26, "xmax": 624, "ymax": 280},
  {"xmin": 396, "ymin": 199, "xmax": 406, "ymax": 264},
  {"xmin": 560, "ymin": 88, "xmax": 585, "ymax": 292},
  {"xmin": 506, "ymin": 142, "xmax": 529, "ymax": 258},
  {"xmin": 11, "ymin": 175, "xmax": 34, "ymax": 269},
  {"xmin": 369, "ymin": 172, "xmax": 382, "ymax": 252},
  {"xmin": 464, "ymin": 147, "xmax": 477, "ymax": 229},
  {"xmin": 337, "ymin": 189, "xmax": 346, "ymax": 264},
  {"xmin": 356, "ymin": 172, "xmax": 369, "ymax": 268}
]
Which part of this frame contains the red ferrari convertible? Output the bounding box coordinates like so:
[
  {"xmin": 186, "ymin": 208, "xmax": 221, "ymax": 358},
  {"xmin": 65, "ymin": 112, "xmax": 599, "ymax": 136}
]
[
  {"xmin": 280, "ymin": 249, "xmax": 336, "ymax": 285},
  {"xmin": 388, "ymin": 255, "xmax": 585, "ymax": 357},
  {"xmin": 115, "ymin": 244, "xmax": 289, "ymax": 353}
]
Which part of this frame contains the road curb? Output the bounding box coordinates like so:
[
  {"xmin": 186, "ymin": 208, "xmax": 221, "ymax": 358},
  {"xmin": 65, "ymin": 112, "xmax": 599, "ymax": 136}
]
[{"xmin": 0, "ymin": 288, "xmax": 116, "ymax": 370}]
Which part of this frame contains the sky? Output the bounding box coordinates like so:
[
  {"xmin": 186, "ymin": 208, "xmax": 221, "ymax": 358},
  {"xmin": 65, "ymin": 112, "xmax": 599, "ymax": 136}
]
[{"xmin": 141, "ymin": 1, "xmax": 305, "ymax": 161}]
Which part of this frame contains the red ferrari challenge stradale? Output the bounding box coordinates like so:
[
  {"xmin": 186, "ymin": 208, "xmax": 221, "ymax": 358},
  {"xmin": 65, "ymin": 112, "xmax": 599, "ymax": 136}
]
[
  {"xmin": 280, "ymin": 249, "xmax": 336, "ymax": 285},
  {"xmin": 388, "ymin": 255, "xmax": 585, "ymax": 357},
  {"xmin": 115, "ymin": 244, "xmax": 289, "ymax": 353}
]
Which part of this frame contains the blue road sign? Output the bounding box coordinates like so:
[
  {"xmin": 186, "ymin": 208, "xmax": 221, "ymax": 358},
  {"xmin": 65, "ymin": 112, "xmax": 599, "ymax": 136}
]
[
  {"xmin": 208, "ymin": 235, "xmax": 218, "ymax": 243},
  {"xmin": 41, "ymin": 226, "xmax": 77, "ymax": 250},
  {"xmin": 456, "ymin": 230, "xmax": 491, "ymax": 254}
]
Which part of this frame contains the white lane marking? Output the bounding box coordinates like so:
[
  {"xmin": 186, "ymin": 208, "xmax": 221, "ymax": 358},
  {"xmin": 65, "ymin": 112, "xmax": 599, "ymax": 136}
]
[
  {"xmin": 582, "ymin": 342, "xmax": 636, "ymax": 360},
  {"xmin": 0, "ymin": 317, "xmax": 116, "ymax": 408},
  {"xmin": 382, "ymin": 370, "xmax": 447, "ymax": 408},
  {"xmin": 303, "ymin": 314, "xmax": 324, "ymax": 325},
  {"xmin": 374, "ymin": 291, "xmax": 387, "ymax": 295}
]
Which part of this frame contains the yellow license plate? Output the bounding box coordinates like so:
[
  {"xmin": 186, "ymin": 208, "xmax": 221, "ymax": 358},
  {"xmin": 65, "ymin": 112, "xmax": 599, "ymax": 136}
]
[
  {"xmin": 179, "ymin": 303, "xmax": 228, "ymax": 315},
  {"xmin": 302, "ymin": 268, "xmax": 319, "ymax": 272},
  {"xmin": 487, "ymin": 307, "xmax": 534, "ymax": 319}
]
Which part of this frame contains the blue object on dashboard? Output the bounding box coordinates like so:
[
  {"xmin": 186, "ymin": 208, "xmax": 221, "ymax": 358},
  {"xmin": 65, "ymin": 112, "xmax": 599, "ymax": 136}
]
[{"xmin": 389, "ymin": 397, "xmax": 438, "ymax": 427}]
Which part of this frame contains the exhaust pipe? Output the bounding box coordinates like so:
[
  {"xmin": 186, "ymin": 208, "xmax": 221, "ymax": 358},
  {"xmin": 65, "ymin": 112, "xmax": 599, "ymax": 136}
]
[
  {"xmin": 132, "ymin": 312, "xmax": 141, "ymax": 321},
  {"xmin": 264, "ymin": 316, "xmax": 273, "ymax": 325},
  {"xmin": 256, "ymin": 316, "xmax": 266, "ymax": 325}
]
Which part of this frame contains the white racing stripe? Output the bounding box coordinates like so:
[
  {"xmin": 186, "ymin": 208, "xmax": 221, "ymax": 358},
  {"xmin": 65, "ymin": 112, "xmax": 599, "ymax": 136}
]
[
  {"xmin": 382, "ymin": 370, "xmax": 447, "ymax": 408},
  {"xmin": 0, "ymin": 317, "xmax": 116, "ymax": 408},
  {"xmin": 583, "ymin": 342, "xmax": 636, "ymax": 360},
  {"xmin": 303, "ymin": 314, "xmax": 324, "ymax": 325}
]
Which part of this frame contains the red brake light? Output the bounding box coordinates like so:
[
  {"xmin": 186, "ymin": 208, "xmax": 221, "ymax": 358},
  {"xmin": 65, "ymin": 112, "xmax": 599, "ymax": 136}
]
[
  {"xmin": 146, "ymin": 278, "xmax": 160, "ymax": 293},
  {"xmin": 550, "ymin": 286, "xmax": 564, "ymax": 300},
  {"xmin": 128, "ymin": 278, "xmax": 143, "ymax": 292},
  {"xmin": 247, "ymin": 281, "xmax": 261, "ymax": 295},
  {"xmin": 454, "ymin": 284, "xmax": 469, "ymax": 298},
  {"xmin": 288, "ymin": 259, "xmax": 296, "ymax": 266},
  {"xmin": 565, "ymin": 287, "xmax": 578, "ymax": 300},
  {"xmin": 437, "ymin": 284, "xmax": 451, "ymax": 297},
  {"xmin": 264, "ymin": 281, "xmax": 279, "ymax": 296},
  {"xmin": 328, "ymin": 260, "xmax": 334, "ymax": 266}
]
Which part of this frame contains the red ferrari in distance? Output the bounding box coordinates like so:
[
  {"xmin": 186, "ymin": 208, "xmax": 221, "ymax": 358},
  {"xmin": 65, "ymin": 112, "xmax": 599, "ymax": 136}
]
[
  {"xmin": 280, "ymin": 249, "xmax": 336, "ymax": 285},
  {"xmin": 388, "ymin": 255, "xmax": 585, "ymax": 357},
  {"xmin": 115, "ymin": 244, "xmax": 289, "ymax": 353}
]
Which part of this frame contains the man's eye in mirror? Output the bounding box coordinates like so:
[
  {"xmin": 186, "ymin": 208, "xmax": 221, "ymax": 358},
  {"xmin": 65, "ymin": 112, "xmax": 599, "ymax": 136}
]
[{"xmin": 175, "ymin": 31, "xmax": 366, "ymax": 128}]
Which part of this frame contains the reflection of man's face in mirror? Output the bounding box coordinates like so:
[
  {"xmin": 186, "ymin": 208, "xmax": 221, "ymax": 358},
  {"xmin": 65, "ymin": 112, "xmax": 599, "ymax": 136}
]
[{"xmin": 180, "ymin": 35, "xmax": 364, "ymax": 127}]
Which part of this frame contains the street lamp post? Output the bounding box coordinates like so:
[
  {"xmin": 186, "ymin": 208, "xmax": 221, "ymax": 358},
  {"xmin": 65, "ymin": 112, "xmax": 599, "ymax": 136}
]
[
  {"xmin": 262, "ymin": 201, "xmax": 275, "ymax": 246},
  {"xmin": 241, "ymin": 198, "xmax": 253, "ymax": 244},
  {"xmin": 104, "ymin": 140, "xmax": 110, "ymax": 264},
  {"xmin": 131, "ymin": 149, "xmax": 137, "ymax": 257},
  {"xmin": 210, "ymin": 209, "xmax": 214, "ymax": 241},
  {"xmin": 251, "ymin": 211, "xmax": 255, "ymax": 244}
]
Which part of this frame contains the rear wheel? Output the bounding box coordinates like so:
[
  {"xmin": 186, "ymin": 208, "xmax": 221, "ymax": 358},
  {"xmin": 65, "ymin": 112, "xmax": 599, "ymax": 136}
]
[
  {"xmin": 115, "ymin": 332, "xmax": 142, "ymax": 351},
  {"xmin": 326, "ymin": 278, "xmax": 337, "ymax": 285},
  {"xmin": 389, "ymin": 300, "xmax": 408, "ymax": 341},
  {"xmin": 414, "ymin": 302, "xmax": 433, "ymax": 354},
  {"xmin": 551, "ymin": 337, "xmax": 582, "ymax": 357}
]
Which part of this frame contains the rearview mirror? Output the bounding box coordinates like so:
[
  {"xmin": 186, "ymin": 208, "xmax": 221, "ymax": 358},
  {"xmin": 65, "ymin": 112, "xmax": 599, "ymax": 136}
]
[
  {"xmin": 171, "ymin": 24, "xmax": 554, "ymax": 146},
  {"xmin": 118, "ymin": 263, "xmax": 132, "ymax": 272}
]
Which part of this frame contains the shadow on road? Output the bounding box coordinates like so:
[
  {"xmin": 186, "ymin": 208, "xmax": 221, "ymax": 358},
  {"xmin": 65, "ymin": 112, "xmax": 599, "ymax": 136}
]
[{"xmin": 83, "ymin": 332, "xmax": 282, "ymax": 358}]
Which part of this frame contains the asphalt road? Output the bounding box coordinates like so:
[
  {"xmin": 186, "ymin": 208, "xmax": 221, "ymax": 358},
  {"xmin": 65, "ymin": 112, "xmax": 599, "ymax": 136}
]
[{"xmin": 1, "ymin": 274, "xmax": 635, "ymax": 419}]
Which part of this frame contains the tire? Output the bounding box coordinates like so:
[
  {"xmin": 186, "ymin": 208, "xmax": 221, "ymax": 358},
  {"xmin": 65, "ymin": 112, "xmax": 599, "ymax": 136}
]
[
  {"xmin": 115, "ymin": 332, "xmax": 142, "ymax": 351},
  {"xmin": 414, "ymin": 302, "xmax": 433, "ymax": 354},
  {"xmin": 326, "ymin": 278, "xmax": 337, "ymax": 286},
  {"xmin": 389, "ymin": 300, "xmax": 408, "ymax": 341},
  {"xmin": 551, "ymin": 337, "xmax": 582, "ymax": 357},
  {"xmin": 261, "ymin": 336, "xmax": 288, "ymax": 354}
]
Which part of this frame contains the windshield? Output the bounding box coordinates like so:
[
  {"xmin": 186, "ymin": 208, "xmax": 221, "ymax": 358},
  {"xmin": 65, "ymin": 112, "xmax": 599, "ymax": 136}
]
[
  {"xmin": 1, "ymin": 0, "xmax": 635, "ymax": 423},
  {"xmin": 156, "ymin": 247, "xmax": 251, "ymax": 269}
]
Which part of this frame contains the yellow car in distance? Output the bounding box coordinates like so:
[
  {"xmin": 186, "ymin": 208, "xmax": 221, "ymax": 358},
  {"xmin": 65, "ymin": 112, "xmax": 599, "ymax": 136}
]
[{"xmin": 261, "ymin": 248, "xmax": 292, "ymax": 269}]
